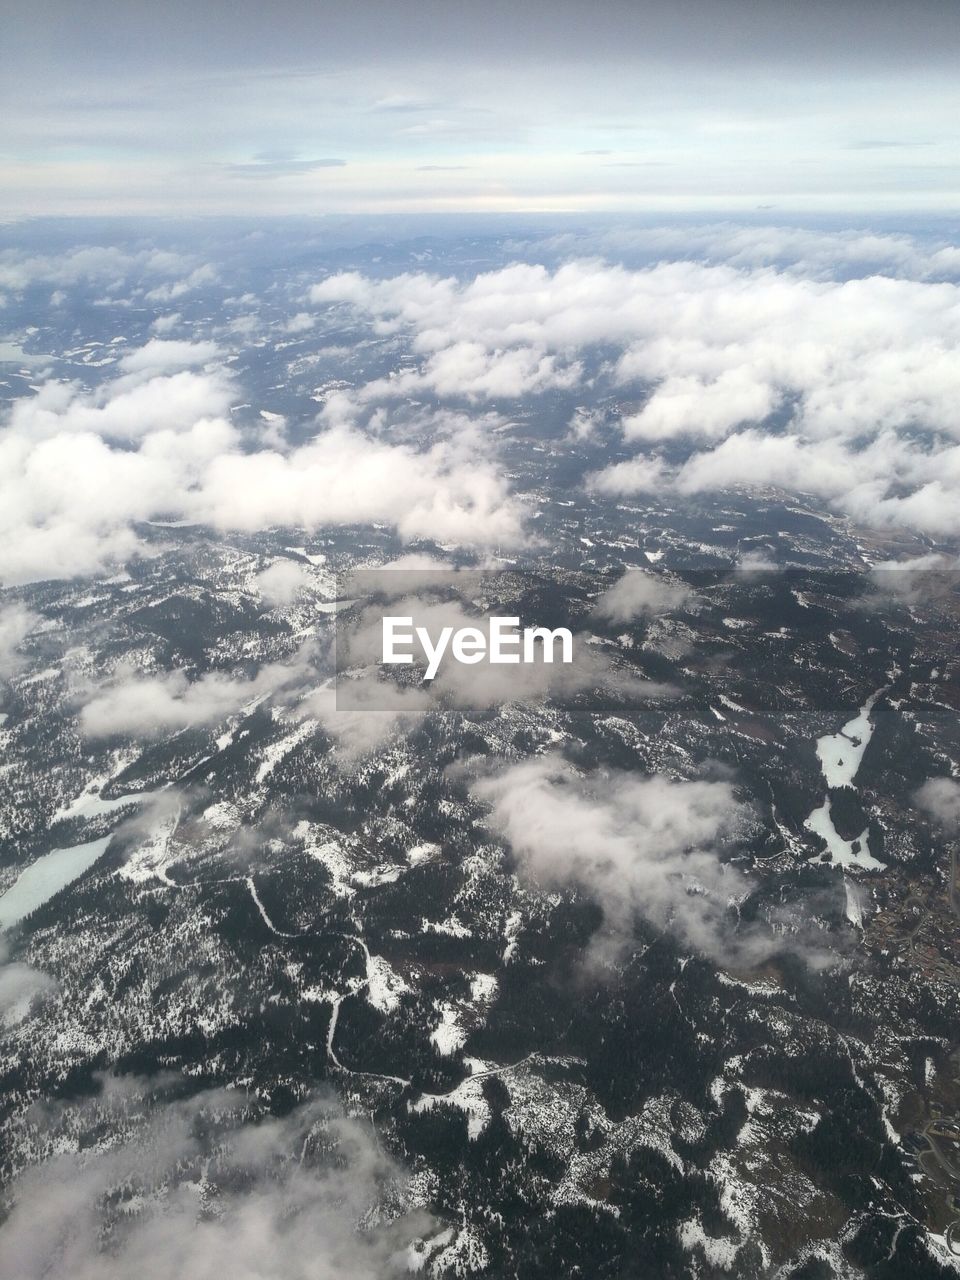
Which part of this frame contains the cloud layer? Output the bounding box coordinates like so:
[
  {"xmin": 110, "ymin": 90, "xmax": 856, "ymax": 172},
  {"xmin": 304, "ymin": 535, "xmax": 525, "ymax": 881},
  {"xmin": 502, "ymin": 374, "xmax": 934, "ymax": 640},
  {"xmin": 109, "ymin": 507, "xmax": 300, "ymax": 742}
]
[
  {"xmin": 3, "ymin": 2, "xmax": 959, "ymax": 214},
  {"xmin": 8, "ymin": 227, "xmax": 960, "ymax": 590},
  {"xmin": 316, "ymin": 254, "xmax": 960, "ymax": 538},
  {"xmin": 0, "ymin": 349, "xmax": 524, "ymax": 586}
]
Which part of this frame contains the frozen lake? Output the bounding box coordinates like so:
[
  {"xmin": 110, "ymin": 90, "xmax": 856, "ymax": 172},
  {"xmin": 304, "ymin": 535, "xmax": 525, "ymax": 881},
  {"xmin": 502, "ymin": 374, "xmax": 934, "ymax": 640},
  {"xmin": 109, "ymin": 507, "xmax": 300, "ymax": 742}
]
[
  {"xmin": 805, "ymin": 798, "xmax": 884, "ymax": 871},
  {"xmin": 815, "ymin": 691, "xmax": 882, "ymax": 789},
  {"xmin": 0, "ymin": 836, "xmax": 112, "ymax": 931},
  {"xmin": 805, "ymin": 690, "xmax": 886, "ymax": 874}
]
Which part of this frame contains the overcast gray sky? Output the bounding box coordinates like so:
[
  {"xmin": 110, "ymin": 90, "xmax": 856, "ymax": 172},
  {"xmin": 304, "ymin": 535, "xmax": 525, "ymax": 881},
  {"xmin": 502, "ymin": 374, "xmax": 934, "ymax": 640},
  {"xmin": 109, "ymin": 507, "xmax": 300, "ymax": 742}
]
[{"xmin": 2, "ymin": 0, "xmax": 958, "ymax": 215}]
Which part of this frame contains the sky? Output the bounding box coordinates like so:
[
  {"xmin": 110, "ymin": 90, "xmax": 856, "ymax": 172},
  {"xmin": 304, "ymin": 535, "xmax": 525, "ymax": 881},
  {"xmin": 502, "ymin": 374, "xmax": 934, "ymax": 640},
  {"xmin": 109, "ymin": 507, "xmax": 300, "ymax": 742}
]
[{"xmin": 2, "ymin": 0, "xmax": 959, "ymax": 216}]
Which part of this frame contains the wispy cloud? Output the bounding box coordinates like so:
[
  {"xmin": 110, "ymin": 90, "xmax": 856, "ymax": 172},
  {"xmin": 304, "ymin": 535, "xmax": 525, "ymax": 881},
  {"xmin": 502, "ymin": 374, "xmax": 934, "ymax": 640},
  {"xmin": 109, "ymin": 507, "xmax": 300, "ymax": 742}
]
[
  {"xmin": 0, "ymin": 1077, "xmax": 431, "ymax": 1280},
  {"xmin": 225, "ymin": 157, "xmax": 347, "ymax": 177},
  {"xmin": 845, "ymin": 138, "xmax": 937, "ymax": 150}
]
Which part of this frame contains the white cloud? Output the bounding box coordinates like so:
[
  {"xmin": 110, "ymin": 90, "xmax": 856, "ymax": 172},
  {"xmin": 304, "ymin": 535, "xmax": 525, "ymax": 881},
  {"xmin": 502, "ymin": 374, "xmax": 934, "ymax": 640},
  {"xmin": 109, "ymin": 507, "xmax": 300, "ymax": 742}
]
[
  {"xmin": 737, "ymin": 549, "xmax": 779, "ymax": 573},
  {"xmin": 0, "ymin": 941, "xmax": 55, "ymax": 1025},
  {"xmin": 0, "ymin": 246, "xmax": 202, "ymax": 293},
  {"xmin": 915, "ymin": 777, "xmax": 960, "ymax": 831},
  {"xmin": 255, "ymin": 559, "xmax": 312, "ymax": 606},
  {"xmin": 79, "ymin": 649, "xmax": 315, "ymax": 740},
  {"xmin": 0, "ymin": 408, "xmax": 235, "ymax": 583},
  {"xmin": 593, "ymin": 572, "xmax": 692, "ymax": 623},
  {"xmin": 283, "ymin": 311, "xmax": 316, "ymax": 333},
  {"xmin": 336, "ymin": 589, "xmax": 674, "ymax": 713},
  {"xmin": 620, "ymin": 369, "xmax": 777, "ymax": 442},
  {"xmin": 535, "ymin": 223, "xmax": 960, "ymax": 281},
  {"xmin": 312, "ymin": 255, "xmax": 960, "ymax": 537},
  {"xmin": 7, "ymin": 367, "xmax": 234, "ymax": 441},
  {"xmin": 0, "ymin": 603, "xmax": 39, "ymax": 680},
  {"xmin": 117, "ymin": 338, "xmax": 221, "ymax": 375},
  {"xmin": 0, "ymin": 1079, "xmax": 430, "ymax": 1280},
  {"xmin": 316, "ymin": 259, "xmax": 960, "ymax": 436},
  {"xmin": 591, "ymin": 428, "xmax": 960, "ymax": 539},
  {"xmin": 471, "ymin": 755, "xmax": 761, "ymax": 963},
  {"xmin": 12, "ymin": 236, "xmax": 960, "ymax": 586},
  {"xmin": 0, "ymin": 962, "xmax": 55, "ymax": 1023},
  {"xmin": 303, "ymin": 678, "xmax": 434, "ymax": 759},
  {"xmin": 150, "ymin": 312, "xmax": 182, "ymax": 334},
  {"xmin": 194, "ymin": 425, "xmax": 524, "ymax": 546},
  {"xmin": 143, "ymin": 263, "xmax": 217, "ymax": 302},
  {"xmin": 0, "ymin": 344, "xmax": 526, "ymax": 585},
  {"xmin": 360, "ymin": 341, "xmax": 583, "ymax": 402}
]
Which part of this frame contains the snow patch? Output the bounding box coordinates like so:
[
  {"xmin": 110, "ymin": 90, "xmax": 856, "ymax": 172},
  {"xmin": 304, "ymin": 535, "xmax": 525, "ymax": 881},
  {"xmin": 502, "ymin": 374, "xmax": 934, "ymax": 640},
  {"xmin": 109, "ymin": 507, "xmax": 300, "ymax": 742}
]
[
  {"xmin": 366, "ymin": 953, "xmax": 409, "ymax": 1014},
  {"xmin": 412, "ymin": 1075, "xmax": 490, "ymax": 1139},
  {"xmin": 678, "ymin": 1217, "xmax": 740, "ymax": 1271},
  {"xmin": 407, "ymin": 842, "xmax": 440, "ymax": 866},
  {"xmin": 430, "ymin": 1003, "xmax": 468, "ymax": 1056}
]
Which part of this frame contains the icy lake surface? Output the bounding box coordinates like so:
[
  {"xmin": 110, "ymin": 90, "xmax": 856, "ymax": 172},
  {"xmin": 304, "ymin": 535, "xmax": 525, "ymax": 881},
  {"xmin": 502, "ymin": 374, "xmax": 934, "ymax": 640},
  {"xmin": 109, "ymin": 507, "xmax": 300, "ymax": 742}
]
[
  {"xmin": 0, "ymin": 836, "xmax": 112, "ymax": 931},
  {"xmin": 815, "ymin": 691, "xmax": 883, "ymax": 789},
  {"xmin": 805, "ymin": 691, "xmax": 885, "ymax": 872}
]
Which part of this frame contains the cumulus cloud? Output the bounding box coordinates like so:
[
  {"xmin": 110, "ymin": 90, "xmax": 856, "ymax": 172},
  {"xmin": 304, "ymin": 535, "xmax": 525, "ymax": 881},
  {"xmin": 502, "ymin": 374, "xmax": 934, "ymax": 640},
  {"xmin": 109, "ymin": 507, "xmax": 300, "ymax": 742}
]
[
  {"xmin": 117, "ymin": 338, "xmax": 221, "ymax": 375},
  {"xmin": 0, "ymin": 1079, "xmax": 429, "ymax": 1280},
  {"xmin": 13, "ymin": 234, "xmax": 960, "ymax": 587},
  {"xmin": 0, "ymin": 398, "xmax": 235, "ymax": 582},
  {"xmin": 312, "ymin": 256, "xmax": 960, "ymax": 538},
  {"xmin": 336, "ymin": 555, "xmax": 459, "ymax": 602},
  {"xmin": 737, "ymin": 549, "xmax": 779, "ymax": 573},
  {"xmin": 0, "ymin": 962, "xmax": 55, "ymax": 1022},
  {"xmin": 255, "ymin": 559, "xmax": 313, "ymax": 606},
  {"xmin": 0, "ymin": 344, "xmax": 526, "ymax": 585},
  {"xmin": 590, "ymin": 426, "xmax": 960, "ymax": 539},
  {"xmin": 150, "ymin": 312, "xmax": 182, "ymax": 334},
  {"xmin": 620, "ymin": 369, "xmax": 777, "ymax": 442},
  {"xmin": 593, "ymin": 571, "xmax": 693, "ymax": 623},
  {"xmin": 283, "ymin": 311, "xmax": 316, "ymax": 333},
  {"xmin": 368, "ymin": 552, "xmax": 456, "ymax": 572},
  {"xmin": 471, "ymin": 755, "xmax": 762, "ymax": 963},
  {"xmin": 361, "ymin": 341, "xmax": 582, "ymax": 402},
  {"xmin": 6, "ymin": 365, "xmax": 234, "ymax": 442},
  {"xmin": 195, "ymin": 425, "xmax": 524, "ymax": 546},
  {"xmin": 863, "ymin": 558, "xmax": 960, "ymax": 612},
  {"xmin": 915, "ymin": 777, "xmax": 960, "ymax": 831}
]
